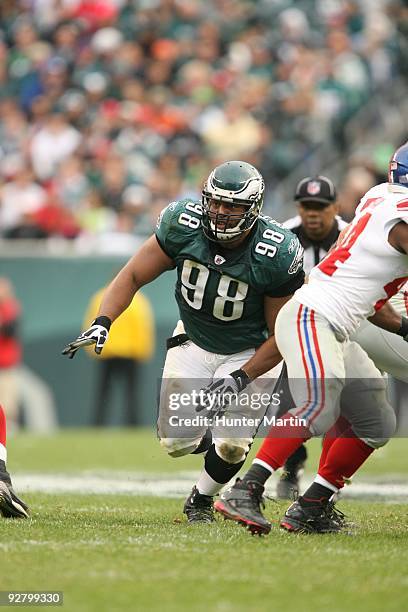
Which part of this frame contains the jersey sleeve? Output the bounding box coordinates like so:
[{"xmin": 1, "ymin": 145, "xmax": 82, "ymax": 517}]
[
  {"xmin": 155, "ymin": 199, "xmax": 202, "ymax": 259},
  {"xmin": 393, "ymin": 196, "xmax": 408, "ymax": 224},
  {"xmin": 155, "ymin": 201, "xmax": 178, "ymax": 259},
  {"xmin": 267, "ymin": 267, "xmax": 305, "ymax": 297},
  {"xmin": 383, "ymin": 195, "xmax": 408, "ymax": 239},
  {"xmin": 264, "ymin": 234, "xmax": 305, "ymax": 297}
]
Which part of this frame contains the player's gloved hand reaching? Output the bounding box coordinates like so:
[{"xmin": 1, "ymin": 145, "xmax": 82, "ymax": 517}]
[
  {"xmin": 62, "ymin": 316, "xmax": 112, "ymax": 359},
  {"xmin": 196, "ymin": 368, "xmax": 251, "ymax": 417}
]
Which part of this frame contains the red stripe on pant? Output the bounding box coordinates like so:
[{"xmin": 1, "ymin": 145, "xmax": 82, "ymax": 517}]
[
  {"xmin": 295, "ymin": 307, "xmax": 325, "ymax": 421},
  {"xmin": 308, "ymin": 309, "xmax": 326, "ymax": 424},
  {"xmin": 295, "ymin": 303, "xmax": 312, "ymax": 417},
  {"xmin": 256, "ymin": 304, "xmax": 316, "ymax": 471},
  {"xmin": 0, "ymin": 405, "xmax": 6, "ymax": 447}
]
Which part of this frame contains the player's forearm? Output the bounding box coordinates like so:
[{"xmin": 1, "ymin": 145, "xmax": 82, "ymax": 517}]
[
  {"xmin": 241, "ymin": 335, "xmax": 282, "ymax": 380},
  {"xmin": 96, "ymin": 235, "xmax": 173, "ymax": 323},
  {"xmin": 97, "ymin": 265, "xmax": 139, "ymax": 323},
  {"xmin": 368, "ymin": 301, "xmax": 403, "ymax": 334}
]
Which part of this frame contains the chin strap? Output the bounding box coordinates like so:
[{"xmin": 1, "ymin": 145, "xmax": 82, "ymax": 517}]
[{"xmin": 210, "ymin": 219, "xmax": 246, "ymax": 241}]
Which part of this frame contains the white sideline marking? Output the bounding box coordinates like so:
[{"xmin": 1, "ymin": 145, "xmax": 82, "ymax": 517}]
[{"xmin": 12, "ymin": 472, "xmax": 408, "ymax": 500}]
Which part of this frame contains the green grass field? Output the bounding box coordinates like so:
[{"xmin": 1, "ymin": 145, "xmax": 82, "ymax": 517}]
[{"xmin": 1, "ymin": 430, "xmax": 407, "ymax": 612}]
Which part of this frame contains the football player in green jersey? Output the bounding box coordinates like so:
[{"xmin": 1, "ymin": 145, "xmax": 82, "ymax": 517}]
[{"xmin": 63, "ymin": 161, "xmax": 305, "ymax": 523}]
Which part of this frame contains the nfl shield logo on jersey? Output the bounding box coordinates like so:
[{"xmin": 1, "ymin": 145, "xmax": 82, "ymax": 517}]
[
  {"xmin": 307, "ymin": 181, "xmax": 321, "ymax": 196},
  {"xmin": 214, "ymin": 255, "xmax": 226, "ymax": 265}
]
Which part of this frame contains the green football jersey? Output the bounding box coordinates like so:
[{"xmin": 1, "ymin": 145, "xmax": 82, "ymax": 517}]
[{"xmin": 156, "ymin": 198, "xmax": 304, "ymax": 354}]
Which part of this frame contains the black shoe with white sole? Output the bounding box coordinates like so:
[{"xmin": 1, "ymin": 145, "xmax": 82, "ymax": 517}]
[
  {"xmin": 183, "ymin": 486, "xmax": 214, "ymax": 523},
  {"xmin": 0, "ymin": 463, "xmax": 29, "ymax": 519}
]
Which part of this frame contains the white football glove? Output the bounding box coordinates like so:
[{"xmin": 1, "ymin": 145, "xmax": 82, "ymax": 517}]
[
  {"xmin": 62, "ymin": 316, "xmax": 111, "ymax": 359},
  {"xmin": 196, "ymin": 369, "xmax": 251, "ymax": 417}
]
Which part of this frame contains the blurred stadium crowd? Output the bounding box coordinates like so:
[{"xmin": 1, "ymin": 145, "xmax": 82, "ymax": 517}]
[{"xmin": 0, "ymin": 0, "xmax": 407, "ymax": 249}]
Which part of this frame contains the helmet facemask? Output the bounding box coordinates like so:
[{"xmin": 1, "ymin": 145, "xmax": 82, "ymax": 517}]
[{"xmin": 201, "ymin": 161, "xmax": 265, "ymax": 243}]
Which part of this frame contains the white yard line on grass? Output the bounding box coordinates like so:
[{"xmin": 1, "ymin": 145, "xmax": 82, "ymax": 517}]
[{"xmin": 13, "ymin": 472, "xmax": 408, "ymax": 500}]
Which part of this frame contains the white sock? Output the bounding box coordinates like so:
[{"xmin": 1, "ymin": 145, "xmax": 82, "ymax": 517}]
[
  {"xmin": 196, "ymin": 469, "xmax": 224, "ymax": 496},
  {"xmin": 314, "ymin": 473, "xmax": 339, "ymax": 493},
  {"xmin": 0, "ymin": 443, "xmax": 7, "ymax": 463}
]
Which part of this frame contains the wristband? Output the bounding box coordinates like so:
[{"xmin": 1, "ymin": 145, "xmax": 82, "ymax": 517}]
[
  {"xmin": 396, "ymin": 316, "xmax": 408, "ymax": 338},
  {"xmin": 93, "ymin": 315, "xmax": 112, "ymax": 331},
  {"xmin": 230, "ymin": 368, "xmax": 251, "ymax": 393}
]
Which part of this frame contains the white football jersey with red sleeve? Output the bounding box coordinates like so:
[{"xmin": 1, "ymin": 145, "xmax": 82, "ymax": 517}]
[{"xmin": 294, "ymin": 182, "xmax": 408, "ymax": 339}]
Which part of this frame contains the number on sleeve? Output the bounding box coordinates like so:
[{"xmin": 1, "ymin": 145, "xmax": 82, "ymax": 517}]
[
  {"xmin": 255, "ymin": 228, "xmax": 285, "ymax": 258},
  {"xmin": 178, "ymin": 213, "xmax": 200, "ymax": 229},
  {"xmin": 255, "ymin": 242, "xmax": 277, "ymax": 258},
  {"xmin": 185, "ymin": 202, "xmax": 202, "ymax": 215},
  {"xmin": 262, "ymin": 228, "xmax": 285, "ymax": 243}
]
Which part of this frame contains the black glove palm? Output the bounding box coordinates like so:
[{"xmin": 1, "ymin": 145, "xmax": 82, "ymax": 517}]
[{"xmin": 62, "ymin": 316, "xmax": 111, "ymax": 359}]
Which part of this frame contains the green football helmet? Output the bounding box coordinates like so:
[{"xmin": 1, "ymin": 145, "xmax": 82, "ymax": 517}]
[{"xmin": 202, "ymin": 161, "xmax": 265, "ymax": 242}]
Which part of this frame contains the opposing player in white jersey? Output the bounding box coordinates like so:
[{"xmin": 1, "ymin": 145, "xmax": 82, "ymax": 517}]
[
  {"xmin": 351, "ymin": 184, "xmax": 408, "ymax": 381},
  {"xmin": 288, "ymin": 176, "xmax": 408, "ymax": 380},
  {"xmin": 277, "ymin": 176, "xmax": 408, "ymax": 500},
  {"xmin": 215, "ymin": 141, "xmax": 408, "ymax": 534}
]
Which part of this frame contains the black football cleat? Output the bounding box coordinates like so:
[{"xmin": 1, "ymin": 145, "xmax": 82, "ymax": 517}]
[
  {"xmin": 214, "ymin": 479, "xmax": 271, "ymax": 535},
  {"xmin": 0, "ymin": 460, "xmax": 29, "ymax": 519},
  {"xmin": 0, "ymin": 475, "xmax": 29, "ymax": 519},
  {"xmin": 280, "ymin": 498, "xmax": 344, "ymax": 534},
  {"xmin": 183, "ymin": 486, "xmax": 214, "ymax": 523},
  {"xmin": 325, "ymin": 500, "xmax": 349, "ymax": 529}
]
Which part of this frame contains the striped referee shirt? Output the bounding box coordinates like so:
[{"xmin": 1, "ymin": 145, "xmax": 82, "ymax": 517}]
[{"xmin": 283, "ymin": 214, "xmax": 348, "ymax": 275}]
